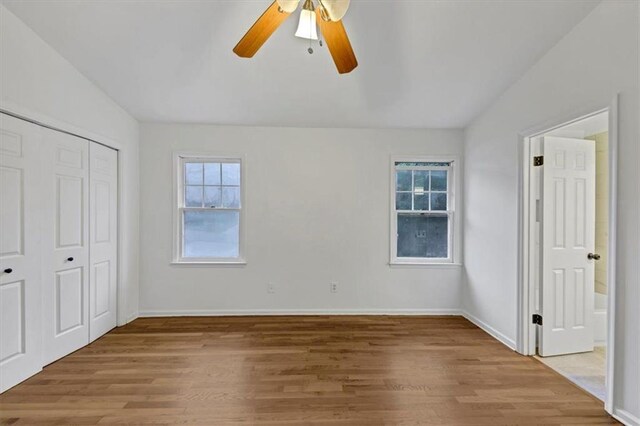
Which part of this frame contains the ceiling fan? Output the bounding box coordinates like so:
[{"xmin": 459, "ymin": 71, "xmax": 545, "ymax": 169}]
[{"xmin": 233, "ymin": 0, "xmax": 358, "ymax": 74}]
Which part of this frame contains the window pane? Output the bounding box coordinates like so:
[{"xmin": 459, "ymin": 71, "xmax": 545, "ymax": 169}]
[
  {"xmin": 414, "ymin": 193, "xmax": 429, "ymax": 211},
  {"xmin": 431, "ymin": 193, "xmax": 447, "ymax": 211},
  {"xmin": 204, "ymin": 163, "xmax": 221, "ymax": 185},
  {"xmin": 222, "ymin": 163, "xmax": 240, "ymax": 186},
  {"xmin": 222, "ymin": 187, "xmax": 241, "ymax": 208},
  {"xmin": 204, "ymin": 187, "xmax": 221, "ymax": 208},
  {"xmin": 185, "ymin": 162, "xmax": 203, "ymax": 185},
  {"xmin": 397, "ymin": 214, "xmax": 448, "ymax": 258},
  {"xmin": 185, "ymin": 186, "xmax": 203, "ymax": 207},
  {"xmin": 396, "ymin": 170, "xmax": 412, "ymax": 191},
  {"xmin": 413, "ymin": 171, "xmax": 429, "ymax": 193},
  {"xmin": 396, "ymin": 192, "xmax": 411, "ymax": 210},
  {"xmin": 431, "ymin": 170, "xmax": 447, "ymax": 191},
  {"xmin": 183, "ymin": 210, "xmax": 240, "ymax": 258}
]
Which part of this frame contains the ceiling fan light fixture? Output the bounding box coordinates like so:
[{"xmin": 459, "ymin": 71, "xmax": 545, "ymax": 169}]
[{"xmin": 295, "ymin": 0, "xmax": 318, "ymax": 40}]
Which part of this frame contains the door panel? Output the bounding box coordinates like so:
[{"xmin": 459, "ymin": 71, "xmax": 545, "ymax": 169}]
[
  {"xmin": 0, "ymin": 114, "xmax": 42, "ymax": 392},
  {"xmin": 42, "ymin": 129, "xmax": 89, "ymax": 365},
  {"xmin": 0, "ymin": 166, "xmax": 22, "ymax": 256},
  {"xmin": 57, "ymin": 175, "xmax": 84, "ymax": 247},
  {"xmin": 89, "ymin": 143, "xmax": 117, "ymax": 342},
  {"xmin": 56, "ymin": 268, "xmax": 84, "ymax": 333},
  {"xmin": 540, "ymin": 137, "xmax": 596, "ymax": 357}
]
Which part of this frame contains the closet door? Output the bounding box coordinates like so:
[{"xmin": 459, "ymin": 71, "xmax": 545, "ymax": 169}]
[
  {"xmin": 89, "ymin": 143, "xmax": 118, "ymax": 342},
  {"xmin": 41, "ymin": 129, "xmax": 90, "ymax": 365},
  {"xmin": 0, "ymin": 114, "xmax": 42, "ymax": 392}
]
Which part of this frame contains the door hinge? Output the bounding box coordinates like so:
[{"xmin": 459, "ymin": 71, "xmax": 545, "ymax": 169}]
[
  {"xmin": 532, "ymin": 314, "xmax": 543, "ymax": 325},
  {"xmin": 533, "ymin": 156, "xmax": 544, "ymax": 166}
]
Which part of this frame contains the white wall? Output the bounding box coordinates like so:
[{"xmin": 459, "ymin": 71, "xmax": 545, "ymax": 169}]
[
  {"xmin": 0, "ymin": 5, "xmax": 140, "ymax": 323},
  {"xmin": 463, "ymin": 1, "xmax": 639, "ymax": 423},
  {"xmin": 140, "ymin": 124, "xmax": 463, "ymax": 315}
]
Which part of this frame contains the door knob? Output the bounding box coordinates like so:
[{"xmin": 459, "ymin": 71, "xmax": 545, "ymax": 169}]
[
  {"xmin": 588, "ymin": 253, "xmax": 601, "ymax": 260},
  {"xmin": 67, "ymin": 257, "xmax": 74, "ymax": 262},
  {"xmin": 3, "ymin": 268, "xmax": 12, "ymax": 274}
]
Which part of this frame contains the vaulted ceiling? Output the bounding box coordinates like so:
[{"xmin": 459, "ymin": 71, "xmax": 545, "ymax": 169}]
[{"xmin": 2, "ymin": 0, "xmax": 600, "ymax": 128}]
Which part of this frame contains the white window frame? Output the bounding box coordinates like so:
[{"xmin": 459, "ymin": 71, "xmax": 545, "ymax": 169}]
[
  {"xmin": 172, "ymin": 153, "xmax": 246, "ymax": 265},
  {"xmin": 389, "ymin": 156, "xmax": 461, "ymax": 266}
]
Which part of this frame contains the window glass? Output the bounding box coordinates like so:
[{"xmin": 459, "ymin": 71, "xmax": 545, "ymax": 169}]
[
  {"xmin": 414, "ymin": 193, "xmax": 429, "ymax": 210},
  {"xmin": 397, "ymin": 214, "xmax": 448, "ymax": 258},
  {"xmin": 185, "ymin": 186, "xmax": 203, "ymax": 207},
  {"xmin": 204, "ymin": 163, "xmax": 221, "ymax": 185},
  {"xmin": 430, "ymin": 193, "xmax": 447, "ymax": 211},
  {"xmin": 222, "ymin": 163, "xmax": 241, "ymax": 186},
  {"xmin": 222, "ymin": 187, "xmax": 241, "ymax": 208},
  {"xmin": 204, "ymin": 187, "xmax": 222, "ymax": 208},
  {"xmin": 413, "ymin": 171, "xmax": 429, "ymax": 192},
  {"xmin": 396, "ymin": 192, "xmax": 412, "ymax": 210},
  {"xmin": 183, "ymin": 210, "xmax": 240, "ymax": 258},
  {"xmin": 185, "ymin": 163, "xmax": 203, "ymax": 185},
  {"xmin": 430, "ymin": 171, "xmax": 447, "ymax": 191},
  {"xmin": 396, "ymin": 170, "xmax": 412, "ymax": 191}
]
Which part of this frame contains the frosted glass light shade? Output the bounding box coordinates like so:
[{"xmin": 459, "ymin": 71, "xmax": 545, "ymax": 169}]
[{"xmin": 295, "ymin": 9, "xmax": 318, "ymax": 40}]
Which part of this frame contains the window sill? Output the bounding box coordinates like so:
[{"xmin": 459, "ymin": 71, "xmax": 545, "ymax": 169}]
[
  {"xmin": 389, "ymin": 262, "xmax": 462, "ymax": 268},
  {"xmin": 171, "ymin": 260, "xmax": 247, "ymax": 267}
]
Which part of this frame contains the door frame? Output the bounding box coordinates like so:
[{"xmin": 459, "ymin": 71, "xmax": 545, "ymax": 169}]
[
  {"xmin": 516, "ymin": 95, "xmax": 619, "ymax": 412},
  {"xmin": 0, "ymin": 105, "xmax": 128, "ymax": 327}
]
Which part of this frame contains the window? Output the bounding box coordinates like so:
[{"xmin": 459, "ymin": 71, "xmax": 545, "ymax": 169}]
[
  {"xmin": 174, "ymin": 156, "xmax": 244, "ymax": 264},
  {"xmin": 391, "ymin": 159, "xmax": 457, "ymax": 264}
]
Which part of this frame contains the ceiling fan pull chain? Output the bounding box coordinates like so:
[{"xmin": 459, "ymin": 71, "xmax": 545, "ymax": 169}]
[{"xmin": 308, "ymin": 6, "xmax": 314, "ymax": 54}]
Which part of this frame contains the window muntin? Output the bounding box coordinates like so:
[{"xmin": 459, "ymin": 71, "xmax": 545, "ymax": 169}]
[
  {"xmin": 177, "ymin": 157, "xmax": 243, "ymax": 262},
  {"xmin": 392, "ymin": 161, "xmax": 454, "ymax": 263}
]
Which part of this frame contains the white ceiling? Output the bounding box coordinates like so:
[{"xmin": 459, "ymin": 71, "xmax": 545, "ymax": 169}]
[{"xmin": 2, "ymin": 0, "xmax": 600, "ymax": 128}]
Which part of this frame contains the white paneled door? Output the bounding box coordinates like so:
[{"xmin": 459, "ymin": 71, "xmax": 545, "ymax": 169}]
[
  {"xmin": 539, "ymin": 137, "xmax": 596, "ymax": 357},
  {"xmin": 41, "ymin": 128, "xmax": 90, "ymax": 365},
  {"xmin": 0, "ymin": 115, "xmax": 43, "ymax": 392},
  {"xmin": 89, "ymin": 143, "xmax": 118, "ymax": 341}
]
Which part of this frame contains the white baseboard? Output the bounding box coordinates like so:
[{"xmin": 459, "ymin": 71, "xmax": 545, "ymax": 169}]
[
  {"xmin": 613, "ymin": 408, "xmax": 640, "ymax": 426},
  {"xmin": 139, "ymin": 308, "xmax": 462, "ymax": 317},
  {"xmin": 462, "ymin": 310, "xmax": 517, "ymax": 350}
]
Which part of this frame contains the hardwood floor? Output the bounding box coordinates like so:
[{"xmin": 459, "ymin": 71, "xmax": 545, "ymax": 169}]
[{"xmin": 0, "ymin": 316, "xmax": 617, "ymax": 425}]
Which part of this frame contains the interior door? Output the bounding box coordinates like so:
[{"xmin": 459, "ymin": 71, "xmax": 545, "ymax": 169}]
[
  {"xmin": 41, "ymin": 128, "xmax": 90, "ymax": 365},
  {"xmin": 539, "ymin": 136, "xmax": 596, "ymax": 357},
  {"xmin": 89, "ymin": 143, "xmax": 118, "ymax": 342},
  {"xmin": 0, "ymin": 114, "xmax": 43, "ymax": 392}
]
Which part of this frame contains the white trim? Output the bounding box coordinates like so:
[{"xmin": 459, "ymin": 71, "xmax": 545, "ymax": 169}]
[
  {"xmin": 139, "ymin": 309, "xmax": 462, "ymax": 317},
  {"xmin": 516, "ymin": 96, "xmax": 619, "ymax": 415},
  {"xmin": 389, "ymin": 155, "xmax": 462, "ymax": 265},
  {"xmin": 125, "ymin": 312, "xmax": 138, "ymax": 324},
  {"xmin": 462, "ymin": 310, "xmax": 517, "ymax": 350},
  {"xmin": 388, "ymin": 262, "xmax": 462, "ymax": 268},
  {"xmin": 604, "ymin": 97, "xmax": 618, "ymax": 414},
  {"xmin": 612, "ymin": 408, "xmax": 640, "ymax": 426},
  {"xmin": 170, "ymin": 260, "xmax": 246, "ymax": 267},
  {"xmin": 172, "ymin": 152, "xmax": 246, "ymax": 265}
]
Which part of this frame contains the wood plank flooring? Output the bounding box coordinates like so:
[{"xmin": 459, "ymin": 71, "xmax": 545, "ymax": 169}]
[{"xmin": 0, "ymin": 316, "xmax": 617, "ymax": 425}]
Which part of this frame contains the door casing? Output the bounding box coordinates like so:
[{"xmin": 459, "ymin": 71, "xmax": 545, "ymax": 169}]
[{"xmin": 516, "ymin": 96, "xmax": 619, "ymax": 413}]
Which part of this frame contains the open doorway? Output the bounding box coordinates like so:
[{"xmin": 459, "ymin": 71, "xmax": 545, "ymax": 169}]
[{"xmin": 519, "ymin": 107, "xmax": 617, "ymax": 405}]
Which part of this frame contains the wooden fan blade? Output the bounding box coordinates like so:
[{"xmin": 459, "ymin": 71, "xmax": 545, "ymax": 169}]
[
  {"xmin": 315, "ymin": 8, "xmax": 358, "ymax": 74},
  {"xmin": 233, "ymin": 1, "xmax": 291, "ymax": 58}
]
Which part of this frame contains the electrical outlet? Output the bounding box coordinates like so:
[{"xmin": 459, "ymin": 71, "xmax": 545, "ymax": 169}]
[
  {"xmin": 330, "ymin": 282, "xmax": 338, "ymax": 293},
  {"xmin": 267, "ymin": 283, "xmax": 276, "ymax": 294}
]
